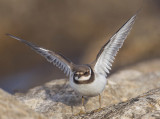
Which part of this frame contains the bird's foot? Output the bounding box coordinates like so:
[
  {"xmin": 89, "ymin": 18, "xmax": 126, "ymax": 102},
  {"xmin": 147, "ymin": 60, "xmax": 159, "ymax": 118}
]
[
  {"xmin": 75, "ymin": 110, "xmax": 86, "ymax": 116},
  {"xmin": 93, "ymin": 107, "xmax": 103, "ymax": 113}
]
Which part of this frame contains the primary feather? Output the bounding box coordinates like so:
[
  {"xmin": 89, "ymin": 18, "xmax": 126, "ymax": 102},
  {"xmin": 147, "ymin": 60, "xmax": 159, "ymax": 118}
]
[
  {"xmin": 6, "ymin": 34, "xmax": 73, "ymax": 77},
  {"xmin": 94, "ymin": 14, "xmax": 137, "ymax": 77}
]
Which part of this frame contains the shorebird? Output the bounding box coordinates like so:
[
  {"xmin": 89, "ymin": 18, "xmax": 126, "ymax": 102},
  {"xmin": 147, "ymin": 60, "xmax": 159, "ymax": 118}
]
[{"xmin": 7, "ymin": 13, "xmax": 136, "ymax": 114}]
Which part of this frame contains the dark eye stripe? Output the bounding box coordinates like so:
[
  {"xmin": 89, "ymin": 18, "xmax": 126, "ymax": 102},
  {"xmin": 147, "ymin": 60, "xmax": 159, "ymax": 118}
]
[{"xmin": 84, "ymin": 71, "xmax": 89, "ymax": 75}]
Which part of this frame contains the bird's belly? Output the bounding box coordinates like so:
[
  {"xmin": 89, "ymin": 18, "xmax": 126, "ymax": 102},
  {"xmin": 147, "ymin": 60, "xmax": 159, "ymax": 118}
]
[{"xmin": 69, "ymin": 75, "xmax": 107, "ymax": 97}]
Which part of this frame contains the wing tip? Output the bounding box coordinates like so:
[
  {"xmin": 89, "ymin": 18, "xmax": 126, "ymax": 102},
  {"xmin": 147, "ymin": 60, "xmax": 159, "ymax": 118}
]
[
  {"xmin": 6, "ymin": 33, "xmax": 21, "ymax": 41},
  {"xmin": 6, "ymin": 33, "xmax": 12, "ymax": 37},
  {"xmin": 131, "ymin": 8, "xmax": 142, "ymax": 22}
]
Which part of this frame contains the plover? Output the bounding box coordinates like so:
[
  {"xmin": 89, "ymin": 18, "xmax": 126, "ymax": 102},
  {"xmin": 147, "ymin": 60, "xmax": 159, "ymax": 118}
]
[{"xmin": 7, "ymin": 13, "xmax": 137, "ymax": 114}]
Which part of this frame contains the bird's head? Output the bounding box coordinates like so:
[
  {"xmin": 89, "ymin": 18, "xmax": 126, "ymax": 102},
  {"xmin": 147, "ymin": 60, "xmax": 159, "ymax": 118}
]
[{"xmin": 73, "ymin": 65, "xmax": 91, "ymax": 81}]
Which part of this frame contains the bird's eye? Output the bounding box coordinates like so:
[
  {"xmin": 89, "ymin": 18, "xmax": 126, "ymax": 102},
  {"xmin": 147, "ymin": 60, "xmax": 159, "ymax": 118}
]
[
  {"xmin": 74, "ymin": 73, "xmax": 78, "ymax": 76},
  {"xmin": 84, "ymin": 71, "xmax": 89, "ymax": 75}
]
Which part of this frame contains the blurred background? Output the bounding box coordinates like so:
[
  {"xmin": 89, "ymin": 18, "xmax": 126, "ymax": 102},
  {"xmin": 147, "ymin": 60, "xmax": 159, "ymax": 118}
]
[{"xmin": 0, "ymin": 0, "xmax": 160, "ymax": 93}]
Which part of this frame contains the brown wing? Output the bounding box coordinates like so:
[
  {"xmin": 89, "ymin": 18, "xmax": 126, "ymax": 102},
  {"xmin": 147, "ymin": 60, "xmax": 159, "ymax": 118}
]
[{"xmin": 7, "ymin": 34, "xmax": 74, "ymax": 77}]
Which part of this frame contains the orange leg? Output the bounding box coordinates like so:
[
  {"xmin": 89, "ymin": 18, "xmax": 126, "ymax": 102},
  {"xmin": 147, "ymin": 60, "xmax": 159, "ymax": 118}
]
[
  {"xmin": 75, "ymin": 96, "xmax": 85, "ymax": 115},
  {"xmin": 99, "ymin": 94, "xmax": 101, "ymax": 109},
  {"xmin": 94, "ymin": 94, "xmax": 103, "ymax": 112}
]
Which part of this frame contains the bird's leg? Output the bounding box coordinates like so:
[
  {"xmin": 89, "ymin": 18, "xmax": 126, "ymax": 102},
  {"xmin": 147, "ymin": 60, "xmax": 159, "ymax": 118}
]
[
  {"xmin": 99, "ymin": 94, "xmax": 102, "ymax": 109},
  {"xmin": 94, "ymin": 94, "xmax": 103, "ymax": 112},
  {"xmin": 75, "ymin": 96, "xmax": 85, "ymax": 115},
  {"xmin": 81, "ymin": 96, "xmax": 86, "ymax": 113}
]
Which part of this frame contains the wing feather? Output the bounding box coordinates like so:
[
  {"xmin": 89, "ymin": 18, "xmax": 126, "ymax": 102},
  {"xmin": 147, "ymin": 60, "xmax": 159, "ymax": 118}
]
[
  {"xmin": 7, "ymin": 34, "xmax": 73, "ymax": 77},
  {"xmin": 94, "ymin": 14, "xmax": 137, "ymax": 77}
]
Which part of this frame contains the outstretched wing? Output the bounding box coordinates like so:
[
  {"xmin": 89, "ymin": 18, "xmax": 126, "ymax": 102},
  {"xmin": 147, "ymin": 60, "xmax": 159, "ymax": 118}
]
[
  {"xmin": 7, "ymin": 34, "xmax": 73, "ymax": 77},
  {"xmin": 94, "ymin": 14, "xmax": 137, "ymax": 77}
]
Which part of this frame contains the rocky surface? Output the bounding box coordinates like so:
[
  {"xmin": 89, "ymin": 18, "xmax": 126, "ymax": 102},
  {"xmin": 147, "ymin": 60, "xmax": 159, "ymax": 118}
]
[
  {"xmin": 14, "ymin": 59, "xmax": 160, "ymax": 119},
  {"xmin": 71, "ymin": 88, "xmax": 160, "ymax": 119},
  {"xmin": 0, "ymin": 89, "xmax": 46, "ymax": 119}
]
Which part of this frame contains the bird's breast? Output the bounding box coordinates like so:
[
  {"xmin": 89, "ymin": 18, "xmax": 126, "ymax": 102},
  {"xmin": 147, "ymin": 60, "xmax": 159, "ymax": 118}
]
[{"xmin": 69, "ymin": 74, "xmax": 107, "ymax": 97}]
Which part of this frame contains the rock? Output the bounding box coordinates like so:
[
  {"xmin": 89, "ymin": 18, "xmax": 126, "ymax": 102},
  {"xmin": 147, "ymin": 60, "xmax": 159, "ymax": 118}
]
[
  {"xmin": 15, "ymin": 59, "xmax": 160, "ymax": 119},
  {"xmin": 0, "ymin": 89, "xmax": 47, "ymax": 119},
  {"xmin": 129, "ymin": 59, "xmax": 160, "ymax": 73},
  {"xmin": 71, "ymin": 88, "xmax": 160, "ymax": 119}
]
